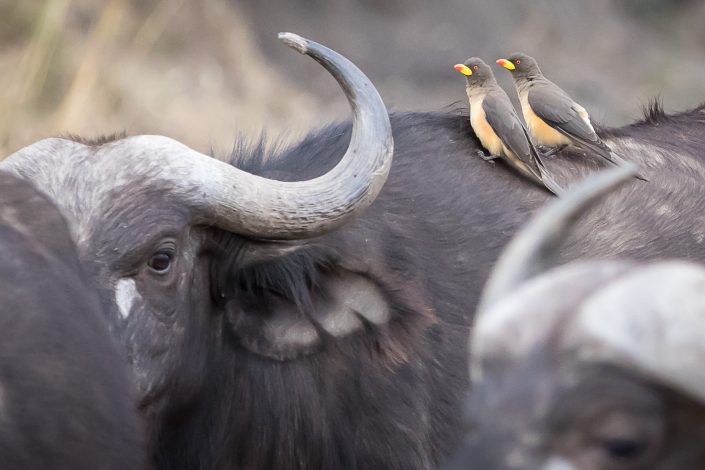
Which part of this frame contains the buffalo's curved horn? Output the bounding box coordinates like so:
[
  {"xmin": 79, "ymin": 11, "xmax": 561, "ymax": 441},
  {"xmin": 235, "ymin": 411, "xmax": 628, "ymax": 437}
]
[
  {"xmin": 1, "ymin": 34, "xmax": 393, "ymax": 240},
  {"xmin": 479, "ymin": 164, "xmax": 637, "ymax": 312},
  {"xmin": 183, "ymin": 32, "xmax": 392, "ymax": 239}
]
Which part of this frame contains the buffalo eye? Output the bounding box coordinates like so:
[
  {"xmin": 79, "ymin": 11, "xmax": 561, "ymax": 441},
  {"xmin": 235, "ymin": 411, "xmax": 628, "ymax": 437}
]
[
  {"xmin": 148, "ymin": 251, "xmax": 173, "ymax": 273},
  {"xmin": 602, "ymin": 437, "xmax": 646, "ymax": 462}
]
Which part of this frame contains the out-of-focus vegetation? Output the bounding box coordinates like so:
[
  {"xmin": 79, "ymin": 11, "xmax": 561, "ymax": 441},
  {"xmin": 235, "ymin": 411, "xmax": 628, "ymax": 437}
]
[
  {"xmin": 1, "ymin": 0, "xmax": 705, "ymax": 156},
  {"xmin": 0, "ymin": 0, "xmax": 326, "ymax": 155},
  {"xmin": 240, "ymin": 0, "xmax": 705, "ymax": 124}
]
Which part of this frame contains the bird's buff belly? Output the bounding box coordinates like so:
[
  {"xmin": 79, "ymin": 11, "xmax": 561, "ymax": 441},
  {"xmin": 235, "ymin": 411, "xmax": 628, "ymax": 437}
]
[
  {"xmin": 470, "ymin": 106, "xmax": 504, "ymax": 156},
  {"xmin": 522, "ymin": 100, "xmax": 571, "ymax": 147}
]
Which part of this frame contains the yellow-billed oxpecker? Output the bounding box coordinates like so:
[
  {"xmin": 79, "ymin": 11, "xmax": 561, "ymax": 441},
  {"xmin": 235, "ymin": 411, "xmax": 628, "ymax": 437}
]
[
  {"xmin": 496, "ymin": 53, "xmax": 645, "ymax": 173},
  {"xmin": 454, "ymin": 58, "xmax": 562, "ymax": 195}
]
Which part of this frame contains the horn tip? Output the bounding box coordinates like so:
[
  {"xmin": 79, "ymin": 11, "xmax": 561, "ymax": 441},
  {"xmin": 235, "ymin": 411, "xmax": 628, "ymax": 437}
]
[{"xmin": 278, "ymin": 32, "xmax": 308, "ymax": 54}]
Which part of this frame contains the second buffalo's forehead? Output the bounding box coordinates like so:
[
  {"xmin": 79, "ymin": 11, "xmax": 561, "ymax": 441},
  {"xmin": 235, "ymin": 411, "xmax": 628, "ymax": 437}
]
[
  {"xmin": 471, "ymin": 261, "xmax": 633, "ymax": 376},
  {"xmin": 475, "ymin": 259, "xmax": 705, "ymax": 410}
]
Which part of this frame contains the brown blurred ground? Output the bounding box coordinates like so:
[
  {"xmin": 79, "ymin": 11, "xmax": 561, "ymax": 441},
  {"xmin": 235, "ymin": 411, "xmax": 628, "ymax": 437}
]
[{"xmin": 1, "ymin": 0, "xmax": 705, "ymax": 156}]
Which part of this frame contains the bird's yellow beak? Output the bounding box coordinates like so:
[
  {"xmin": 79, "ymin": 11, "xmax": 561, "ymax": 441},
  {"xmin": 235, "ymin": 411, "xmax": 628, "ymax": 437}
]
[
  {"xmin": 454, "ymin": 64, "xmax": 472, "ymax": 76},
  {"xmin": 496, "ymin": 58, "xmax": 515, "ymax": 70}
]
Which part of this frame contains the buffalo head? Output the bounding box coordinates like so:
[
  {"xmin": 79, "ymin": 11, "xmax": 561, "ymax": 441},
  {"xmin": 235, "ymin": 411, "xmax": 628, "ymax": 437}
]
[
  {"xmin": 449, "ymin": 166, "xmax": 705, "ymax": 469},
  {"xmin": 0, "ymin": 33, "xmax": 393, "ymax": 421}
]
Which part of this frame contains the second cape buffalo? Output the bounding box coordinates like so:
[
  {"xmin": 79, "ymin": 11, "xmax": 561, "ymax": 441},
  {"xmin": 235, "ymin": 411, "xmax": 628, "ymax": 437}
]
[
  {"xmin": 448, "ymin": 166, "xmax": 705, "ymax": 470},
  {"xmin": 0, "ymin": 172, "xmax": 144, "ymax": 469},
  {"xmin": 2, "ymin": 33, "xmax": 705, "ymax": 469}
]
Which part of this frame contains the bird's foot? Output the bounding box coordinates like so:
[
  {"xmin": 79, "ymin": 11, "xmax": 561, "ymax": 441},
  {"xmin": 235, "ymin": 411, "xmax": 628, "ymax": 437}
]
[
  {"xmin": 539, "ymin": 144, "xmax": 567, "ymax": 158},
  {"xmin": 476, "ymin": 150, "xmax": 499, "ymax": 162}
]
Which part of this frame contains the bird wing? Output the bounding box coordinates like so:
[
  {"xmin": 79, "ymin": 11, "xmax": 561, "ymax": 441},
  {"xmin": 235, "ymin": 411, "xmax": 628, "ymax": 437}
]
[
  {"xmin": 528, "ymin": 82, "xmax": 615, "ymax": 162},
  {"xmin": 527, "ymin": 83, "xmax": 597, "ymax": 137},
  {"xmin": 483, "ymin": 91, "xmax": 543, "ymax": 174},
  {"xmin": 483, "ymin": 91, "xmax": 562, "ymax": 195}
]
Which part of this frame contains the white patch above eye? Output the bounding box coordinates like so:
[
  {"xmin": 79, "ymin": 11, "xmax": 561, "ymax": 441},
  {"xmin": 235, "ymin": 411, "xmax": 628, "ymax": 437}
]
[{"xmin": 115, "ymin": 279, "xmax": 140, "ymax": 319}]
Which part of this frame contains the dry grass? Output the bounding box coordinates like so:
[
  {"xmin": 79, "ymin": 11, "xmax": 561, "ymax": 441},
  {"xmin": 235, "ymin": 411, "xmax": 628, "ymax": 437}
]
[
  {"xmin": 3, "ymin": 0, "xmax": 705, "ymax": 158},
  {"xmin": 0, "ymin": 0, "xmax": 334, "ymax": 157}
]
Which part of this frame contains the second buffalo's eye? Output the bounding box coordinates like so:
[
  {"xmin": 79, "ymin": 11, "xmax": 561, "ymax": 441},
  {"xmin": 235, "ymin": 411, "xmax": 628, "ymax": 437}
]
[
  {"xmin": 148, "ymin": 251, "xmax": 173, "ymax": 273},
  {"xmin": 602, "ymin": 437, "xmax": 646, "ymax": 461}
]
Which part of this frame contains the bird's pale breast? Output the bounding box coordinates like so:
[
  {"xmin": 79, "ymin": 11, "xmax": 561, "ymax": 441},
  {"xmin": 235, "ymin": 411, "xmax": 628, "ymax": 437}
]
[
  {"xmin": 469, "ymin": 94, "xmax": 505, "ymax": 156},
  {"xmin": 519, "ymin": 91, "xmax": 571, "ymax": 146}
]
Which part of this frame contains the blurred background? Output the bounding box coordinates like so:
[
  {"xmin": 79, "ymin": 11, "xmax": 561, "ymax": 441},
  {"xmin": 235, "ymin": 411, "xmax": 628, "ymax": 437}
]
[{"xmin": 1, "ymin": 0, "xmax": 704, "ymax": 156}]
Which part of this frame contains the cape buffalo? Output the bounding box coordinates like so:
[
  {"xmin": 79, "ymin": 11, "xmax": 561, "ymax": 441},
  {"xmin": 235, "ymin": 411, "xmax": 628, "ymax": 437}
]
[
  {"xmin": 448, "ymin": 167, "xmax": 705, "ymax": 469},
  {"xmin": 0, "ymin": 171, "xmax": 144, "ymax": 469},
  {"xmin": 2, "ymin": 31, "xmax": 705, "ymax": 468}
]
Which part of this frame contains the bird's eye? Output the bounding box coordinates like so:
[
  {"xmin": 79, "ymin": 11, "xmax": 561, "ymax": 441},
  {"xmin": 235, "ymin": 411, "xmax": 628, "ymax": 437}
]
[
  {"xmin": 473, "ymin": 65, "xmax": 479, "ymax": 70},
  {"xmin": 516, "ymin": 59, "xmax": 521, "ymax": 64},
  {"xmin": 148, "ymin": 251, "xmax": 173, "ymax": 273}
]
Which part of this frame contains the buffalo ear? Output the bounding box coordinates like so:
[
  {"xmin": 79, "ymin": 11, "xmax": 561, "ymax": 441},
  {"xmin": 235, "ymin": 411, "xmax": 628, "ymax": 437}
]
[
  {"xmin": 217, "ymin": 244, "xmax": 435, "ymax": 362},
  {"xmin": 227, "ymin": 289, "xmax": 322, "ymax": 361},
  {"xmin": 226, "ymin": 269, "xmax": 391, "ymax": 361}
]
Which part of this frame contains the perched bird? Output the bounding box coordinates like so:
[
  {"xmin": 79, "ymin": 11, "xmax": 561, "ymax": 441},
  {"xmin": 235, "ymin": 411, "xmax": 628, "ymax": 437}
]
[
  {"xmin": 454, "ymin": 58, "xmax": 562, "ymax": 195},
  {"xmin": 496, "ymin": 53, "xmax": 641, "ymax": 174}
]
